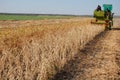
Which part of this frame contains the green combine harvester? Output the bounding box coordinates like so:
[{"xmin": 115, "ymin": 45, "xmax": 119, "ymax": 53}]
[{"xmin": 92, "ymin": 4, "xmax": 114, "ymax": 30}]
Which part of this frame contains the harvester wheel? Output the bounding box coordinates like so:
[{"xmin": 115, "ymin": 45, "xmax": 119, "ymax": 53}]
[
  {"xmin": 105, "ymin": 20, "xmax": 109, "ymax": 30},
  {"xmin": 109, "ymin": 20, "xmax": 112, "ymax": 30},
  {"xmin": 96, "ymin": 19, "xmax": 98, "ymax": 22}
]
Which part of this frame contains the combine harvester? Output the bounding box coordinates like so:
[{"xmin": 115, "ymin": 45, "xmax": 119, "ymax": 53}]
[{"xmin": 91, "ymin": 4, "xmax": 114, "ymax": 30}]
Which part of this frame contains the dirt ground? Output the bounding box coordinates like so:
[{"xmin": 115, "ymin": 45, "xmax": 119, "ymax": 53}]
[{"xmin": 53, "ymin": 20, "xmax": 120, "ymax": 80}]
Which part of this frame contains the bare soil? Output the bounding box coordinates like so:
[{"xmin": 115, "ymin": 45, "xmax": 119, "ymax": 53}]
[{"xmin": 53, "ymin": 27, "xmax": 120, "ymax": 80}]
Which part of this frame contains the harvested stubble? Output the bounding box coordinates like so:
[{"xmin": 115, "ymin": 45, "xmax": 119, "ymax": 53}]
[{"xmin": 0, "ymin": 18, "xmax": 105, "ymax": 80}]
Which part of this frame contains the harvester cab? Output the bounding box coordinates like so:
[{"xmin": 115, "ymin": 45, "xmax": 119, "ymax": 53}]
[{"xmin": 92, "ymin": 4, "xmax": 114, "ymax": 30}]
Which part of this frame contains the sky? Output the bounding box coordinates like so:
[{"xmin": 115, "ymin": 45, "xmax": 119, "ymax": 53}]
[{"xmin": 0, "ymin": 0, "xmax": 120, "ymax": 15}]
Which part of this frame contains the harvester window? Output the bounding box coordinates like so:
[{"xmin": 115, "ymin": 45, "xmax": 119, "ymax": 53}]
[{"xmin": 96, "ymin": 5, "xmax": 102, "ymax": 11}]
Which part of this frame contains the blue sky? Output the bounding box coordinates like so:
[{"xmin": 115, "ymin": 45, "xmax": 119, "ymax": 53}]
[{"xmin": 0, "ymin": 0, "xmax": 120, "ymax": 15}]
